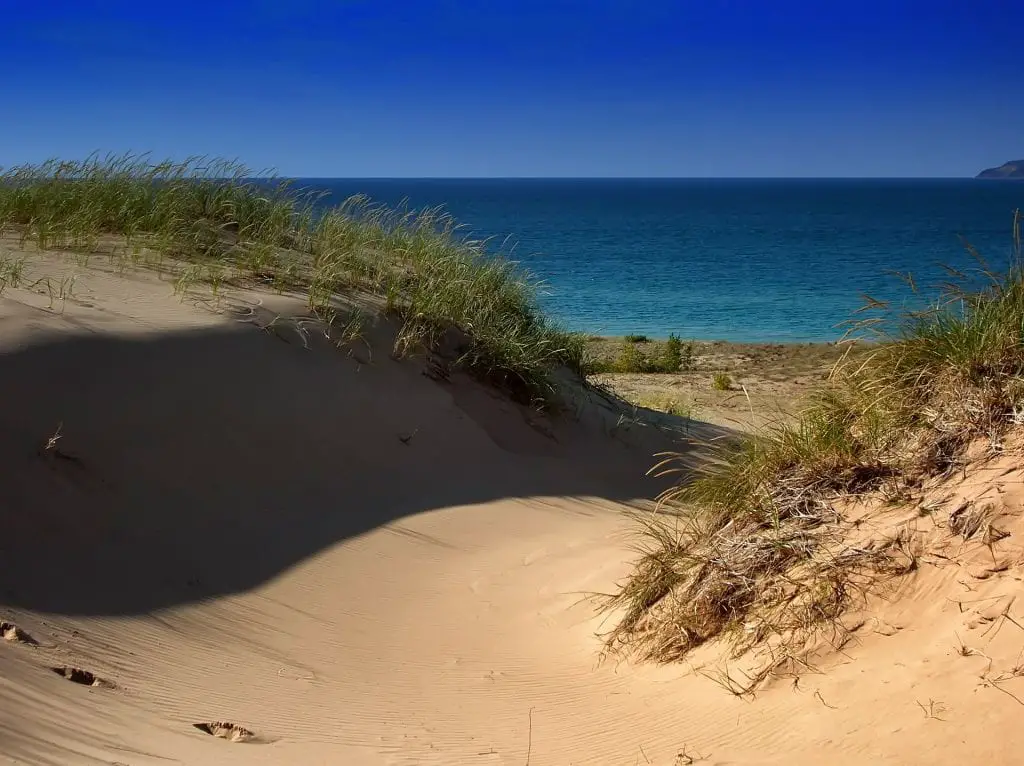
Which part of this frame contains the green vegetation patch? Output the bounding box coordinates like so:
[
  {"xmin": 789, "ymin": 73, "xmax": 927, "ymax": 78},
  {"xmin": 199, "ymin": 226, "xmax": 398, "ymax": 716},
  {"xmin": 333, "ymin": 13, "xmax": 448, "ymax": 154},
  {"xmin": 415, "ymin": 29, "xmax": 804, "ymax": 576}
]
[
  {"xmin": 0, "ymin": 154, "xmax": 583, "ymax": 407},
  {"xmin": 587, "ymin": 333, "xmax": 694, "ymax": 374},
  {"xmin": 603, "ymin": 211, "xmax": 1024, "ymax": 690}
]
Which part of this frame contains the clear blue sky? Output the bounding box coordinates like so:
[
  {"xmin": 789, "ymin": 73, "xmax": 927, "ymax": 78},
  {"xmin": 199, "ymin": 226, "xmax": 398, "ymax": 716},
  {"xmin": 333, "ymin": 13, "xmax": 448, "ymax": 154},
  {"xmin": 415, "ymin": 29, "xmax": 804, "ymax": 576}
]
[{"xmin": 1, "ymin": 0, "xmax": 1020, "ymax": 177}]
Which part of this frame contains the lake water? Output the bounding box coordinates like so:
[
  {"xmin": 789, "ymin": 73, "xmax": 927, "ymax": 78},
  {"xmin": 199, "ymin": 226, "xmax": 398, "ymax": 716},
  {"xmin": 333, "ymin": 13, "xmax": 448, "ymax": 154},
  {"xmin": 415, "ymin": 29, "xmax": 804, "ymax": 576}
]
[{"xmin": 294, "ymin": 178, "xmax": 1024, "ymax": 342}]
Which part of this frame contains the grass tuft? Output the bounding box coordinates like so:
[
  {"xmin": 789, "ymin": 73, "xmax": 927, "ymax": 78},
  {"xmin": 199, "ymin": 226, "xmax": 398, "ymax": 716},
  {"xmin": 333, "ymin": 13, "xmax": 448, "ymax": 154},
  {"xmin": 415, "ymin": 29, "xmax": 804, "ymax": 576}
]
[
  {"xmin": 0, "ymin": 154, "xmax": 582, "ymax": 407},
  {"xmin": 711, "ymin": 371, "xmax": 732, "ymax": 391},
  {"xmin": 0, "ymin": 253, "xmax": 25, "ymax": 295},
  {"xmin": 603, "ymin": 210, "xmax": 1024, "ymax": 688},
  {"xmin": 587, "ymin": 333, "xmax": 693, "ymax": 374}
]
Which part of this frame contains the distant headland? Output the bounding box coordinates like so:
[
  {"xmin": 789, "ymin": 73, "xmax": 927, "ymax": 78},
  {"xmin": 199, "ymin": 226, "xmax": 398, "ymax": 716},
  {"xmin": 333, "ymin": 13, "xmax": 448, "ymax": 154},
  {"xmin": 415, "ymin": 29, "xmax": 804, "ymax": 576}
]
[{"xmin": 977, "ymin": 160, "xmax": 1024, "ymax": 179}]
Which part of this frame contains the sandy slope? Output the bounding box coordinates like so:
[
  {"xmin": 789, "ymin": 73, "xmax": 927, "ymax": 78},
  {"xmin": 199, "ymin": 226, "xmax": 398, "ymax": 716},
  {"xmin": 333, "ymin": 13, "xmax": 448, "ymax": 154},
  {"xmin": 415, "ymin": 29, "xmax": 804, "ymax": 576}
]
[{"xmin": 4, "ymin": 254, "xmax": 1024, "ymax": 765}]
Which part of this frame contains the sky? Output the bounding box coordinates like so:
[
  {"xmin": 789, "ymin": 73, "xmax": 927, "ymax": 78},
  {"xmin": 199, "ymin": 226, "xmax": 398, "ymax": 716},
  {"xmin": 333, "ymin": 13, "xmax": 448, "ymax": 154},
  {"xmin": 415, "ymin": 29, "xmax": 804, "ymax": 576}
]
[{"xmin": 0, "ymin": 0, "xmax": 1020, "ymax": 177}]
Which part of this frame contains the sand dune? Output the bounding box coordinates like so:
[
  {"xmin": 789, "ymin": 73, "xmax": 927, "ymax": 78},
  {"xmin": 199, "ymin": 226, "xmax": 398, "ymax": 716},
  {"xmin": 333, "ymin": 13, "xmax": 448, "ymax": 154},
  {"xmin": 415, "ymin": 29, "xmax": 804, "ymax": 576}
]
[{"xmin": 5, "ymin": 255, "xmax": 1024, "ymax": 764}]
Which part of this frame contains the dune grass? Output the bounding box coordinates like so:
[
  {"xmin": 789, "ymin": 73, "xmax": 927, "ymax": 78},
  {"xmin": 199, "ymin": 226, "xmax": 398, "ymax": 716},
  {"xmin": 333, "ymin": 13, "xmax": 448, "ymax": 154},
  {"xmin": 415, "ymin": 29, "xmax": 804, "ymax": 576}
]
[
  {"xmin": 0, "ymin": 253, "xmax": 25, "ymax": 295},
  {"xmin": 711, "ymin": 371, "xmax": 732, "ymax": 391},
  {"xmin": 0, "ymin": 154, "xmax": 582, "ymax": 407},
  {"xmin": 603, "ymin": 210, "xmax": 1024, "ymax": 689},
  {"xmin": 586, "ymin": 333, "xmax": 693, "ymax": 374}
]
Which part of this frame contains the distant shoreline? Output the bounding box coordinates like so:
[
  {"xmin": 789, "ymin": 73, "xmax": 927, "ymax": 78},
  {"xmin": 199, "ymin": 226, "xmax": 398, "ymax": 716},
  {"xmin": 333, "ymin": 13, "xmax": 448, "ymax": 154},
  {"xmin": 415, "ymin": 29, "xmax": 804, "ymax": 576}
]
[
  {"xmin": 976, "ymin": 160, "xmax": 1024, "ymax": 180},
  {"xmin": 589, "ymin": 334, "xmax": 861, "ymax": 348}
]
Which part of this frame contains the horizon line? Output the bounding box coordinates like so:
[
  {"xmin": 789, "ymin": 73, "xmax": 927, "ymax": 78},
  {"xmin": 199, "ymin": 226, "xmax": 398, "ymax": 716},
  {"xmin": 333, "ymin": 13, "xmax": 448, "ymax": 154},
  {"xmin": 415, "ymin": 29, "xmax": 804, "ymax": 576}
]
[{"xmin": 270, "ymin": 175, "xmax": 990, "ymax": 181}]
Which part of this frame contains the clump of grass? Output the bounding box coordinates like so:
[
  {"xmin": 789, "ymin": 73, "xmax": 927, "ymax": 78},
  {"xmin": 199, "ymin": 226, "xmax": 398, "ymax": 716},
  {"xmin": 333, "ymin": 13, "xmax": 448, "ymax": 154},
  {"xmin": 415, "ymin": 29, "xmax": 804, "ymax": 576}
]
[
  {"xmin": 665, "ymin": 399, "xmax": 694, "ymax": 419},
  {"xmin": 615, "ymin": 340, "xmax": 651, "ymax": 373},
  {"xmin": 0, "ymin": 154, "xmax": 582, "ymax": 407},
  {"xmin": 711, "ymin": 371, "xmax": 732, "ymax": 390},
  {"xmin": 0, "ymin": 253, "xmax": 25, "ymax": 294},
  {"xmin": 603, "ymin": 210, "xmax": 1024, "ymax": 688},
  {"xmin": 589, "ymin": 333, "xmax": 693, "ymax": 374},
  {"xmin": 633, "ymin": 395, "xmax": 697, "ymax": 420}
]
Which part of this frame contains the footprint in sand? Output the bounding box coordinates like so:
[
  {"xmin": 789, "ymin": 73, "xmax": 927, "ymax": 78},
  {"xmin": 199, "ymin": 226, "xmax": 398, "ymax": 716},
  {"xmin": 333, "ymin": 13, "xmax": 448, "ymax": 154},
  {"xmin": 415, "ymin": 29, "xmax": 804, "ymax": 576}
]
[
  {"xmin": 1, "ymin": 621, "xmax": 39, "ymax": 645},
  {"xmin": 192, "ymin": 721, "xmax": 265, "ymax": 744},
  {"xmin": 50, "ymin": 665, "xmax": 117, "ymax": 689}
]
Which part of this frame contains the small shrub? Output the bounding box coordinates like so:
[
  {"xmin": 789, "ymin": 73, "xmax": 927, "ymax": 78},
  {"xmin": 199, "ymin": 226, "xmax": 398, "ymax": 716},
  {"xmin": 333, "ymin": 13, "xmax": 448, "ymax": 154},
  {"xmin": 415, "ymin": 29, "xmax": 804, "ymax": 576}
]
[
  {"xmin": 586, "ymin": 334, "xmax": 696, "ymax": 374},
  {"xmin": 658, "ymin": 333, "xmax": 695, "ymax": 373},
  {"xmin": 615, "ymin": 340, "xmax": 650, "ymax": 372},
  {"xmin": 712, "ymin": 372, "xmax": 732, "ymax": 390},
  {"xmin": 582, "ymin": 357, "xmax": 614, "ymax": 375}
]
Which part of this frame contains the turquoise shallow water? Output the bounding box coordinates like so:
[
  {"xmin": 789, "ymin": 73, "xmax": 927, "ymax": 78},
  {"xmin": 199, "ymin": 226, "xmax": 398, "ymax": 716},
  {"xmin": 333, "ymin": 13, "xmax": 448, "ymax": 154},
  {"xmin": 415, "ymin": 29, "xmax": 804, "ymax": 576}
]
[{"xmin": 296, "ymin": 179, "xmax": 1024, "ymax": 342}]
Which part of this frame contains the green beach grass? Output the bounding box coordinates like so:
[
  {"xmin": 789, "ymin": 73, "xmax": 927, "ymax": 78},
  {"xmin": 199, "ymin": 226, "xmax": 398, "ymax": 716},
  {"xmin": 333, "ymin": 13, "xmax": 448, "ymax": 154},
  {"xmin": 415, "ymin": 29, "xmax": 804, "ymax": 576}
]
[
  {"xmin": 586, "ymin": 333, "xmax": 693, "ymax": 374},
  {"xmin": 602, "ymin": 210, "xmax": 1024, "ymax": 689},
  {"xmin": 0, "ymin": 154, "xmax": 583, "ymax": 407}
]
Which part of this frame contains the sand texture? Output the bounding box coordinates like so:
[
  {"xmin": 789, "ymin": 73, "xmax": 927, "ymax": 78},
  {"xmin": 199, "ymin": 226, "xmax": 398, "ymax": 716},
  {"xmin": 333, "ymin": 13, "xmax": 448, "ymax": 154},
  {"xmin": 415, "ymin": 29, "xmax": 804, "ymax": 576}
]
[{"xmin": 4, "ymin": 253, "xmax": 1024, "ymax": 765}]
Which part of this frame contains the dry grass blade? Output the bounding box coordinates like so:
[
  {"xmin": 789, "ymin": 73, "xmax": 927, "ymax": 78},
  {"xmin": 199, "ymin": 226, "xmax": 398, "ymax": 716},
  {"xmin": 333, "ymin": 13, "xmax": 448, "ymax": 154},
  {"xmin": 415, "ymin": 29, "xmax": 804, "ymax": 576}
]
[{"xmin": 948, "ymin": 500, "xmax": 994, "ymax": 540}]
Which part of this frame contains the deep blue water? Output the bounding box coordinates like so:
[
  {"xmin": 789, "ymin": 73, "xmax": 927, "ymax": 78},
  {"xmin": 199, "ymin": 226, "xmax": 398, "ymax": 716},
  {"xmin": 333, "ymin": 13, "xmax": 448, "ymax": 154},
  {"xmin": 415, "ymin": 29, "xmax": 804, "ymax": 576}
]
[{"xmin": 295, "ymin": 179, "xmax": 1024, "ymax": 343}]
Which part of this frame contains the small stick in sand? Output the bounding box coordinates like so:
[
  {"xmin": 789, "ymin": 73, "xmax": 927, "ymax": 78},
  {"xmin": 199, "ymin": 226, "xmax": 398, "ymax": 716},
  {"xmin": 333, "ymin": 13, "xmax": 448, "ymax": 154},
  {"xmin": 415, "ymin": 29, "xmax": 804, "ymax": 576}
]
[
  {"xmin": 42, "ymin": 422, "xmax": 64, "ymax": 453},
  {"xmin": 814, "ymin": 689, "xmax": 838, "ymax": 709},
  {"xmin": 37, "ymin": 422, "xmax": 83, "ymax": 465},
  {"xmin": 525, "ymin": 706, "xmax": 534, "ymax": 765},
  {"xmin": 915, "ymin": 698, "xmax": 946, "ymax": 721}
]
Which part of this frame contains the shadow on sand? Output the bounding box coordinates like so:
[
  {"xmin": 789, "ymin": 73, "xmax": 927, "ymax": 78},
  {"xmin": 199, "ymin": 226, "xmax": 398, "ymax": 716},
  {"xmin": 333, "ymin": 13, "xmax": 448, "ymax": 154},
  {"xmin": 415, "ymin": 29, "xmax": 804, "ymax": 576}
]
[{"xmin": 0, "ymin": 321, "xmax": 734, "ymax": 616}]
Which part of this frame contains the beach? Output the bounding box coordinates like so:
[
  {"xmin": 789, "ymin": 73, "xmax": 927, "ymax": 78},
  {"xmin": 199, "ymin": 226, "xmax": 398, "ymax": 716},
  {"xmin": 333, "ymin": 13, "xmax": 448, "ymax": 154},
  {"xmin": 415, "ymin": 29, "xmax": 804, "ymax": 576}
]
[
  {"xmin": 3, "ymin": 0, "xmax": 1023, "ymax": 760},
  {"xmin": 3, "ymin": 159, "xmax": 1024, "ymax": 765},
  {"xmin": 4, "ymin": 237, "xmax": 1024, "ymax": 764},
  {"xmin": 584, "ymin": 336, "xmax": 863, "ymax": 431}
]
